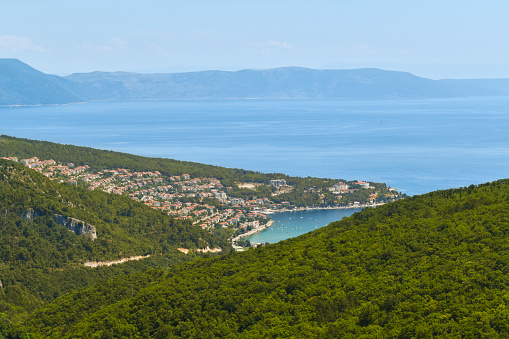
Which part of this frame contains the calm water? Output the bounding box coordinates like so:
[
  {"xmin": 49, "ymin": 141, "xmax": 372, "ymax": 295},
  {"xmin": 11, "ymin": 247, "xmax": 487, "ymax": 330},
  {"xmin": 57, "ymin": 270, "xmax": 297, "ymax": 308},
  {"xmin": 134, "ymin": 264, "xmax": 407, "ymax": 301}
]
[
  {"xmin": 2, "ymin": 98, "xmax": 509, "ymax": 194},
  {"xmin": 247, "ymin": 208, "xmax": 363, "ymax": 244}
]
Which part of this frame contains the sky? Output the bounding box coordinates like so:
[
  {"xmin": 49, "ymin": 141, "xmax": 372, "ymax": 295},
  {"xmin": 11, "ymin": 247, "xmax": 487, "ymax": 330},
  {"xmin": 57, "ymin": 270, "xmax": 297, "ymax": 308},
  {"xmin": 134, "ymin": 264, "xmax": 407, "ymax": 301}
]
[{"xmin": 1, "ymin": 0, "xmax": 509, "ymax": 79}]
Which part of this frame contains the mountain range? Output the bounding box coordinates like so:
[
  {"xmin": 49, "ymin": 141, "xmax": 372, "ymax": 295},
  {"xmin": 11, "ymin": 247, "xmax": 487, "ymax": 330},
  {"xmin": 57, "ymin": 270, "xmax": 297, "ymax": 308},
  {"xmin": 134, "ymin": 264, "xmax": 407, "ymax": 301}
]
[{"xmin": 1, "ymin": 58, "xmax": 509, "ymax": 105}]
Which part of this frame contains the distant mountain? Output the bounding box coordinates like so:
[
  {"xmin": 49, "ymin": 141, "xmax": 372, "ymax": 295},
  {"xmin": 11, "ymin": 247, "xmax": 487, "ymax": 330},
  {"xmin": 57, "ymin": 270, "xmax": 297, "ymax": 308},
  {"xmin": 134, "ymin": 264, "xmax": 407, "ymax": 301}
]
[
  {"xmin": 0, "ymin": 58, "xmax": 85, "ymax": 105},
  {"xmin": 66, "ymin": 67, "xmax": 460, "ymax": 100},
  {"xmin": 2, "ymin": 58, "xmax": 509, "ymax": 105}
]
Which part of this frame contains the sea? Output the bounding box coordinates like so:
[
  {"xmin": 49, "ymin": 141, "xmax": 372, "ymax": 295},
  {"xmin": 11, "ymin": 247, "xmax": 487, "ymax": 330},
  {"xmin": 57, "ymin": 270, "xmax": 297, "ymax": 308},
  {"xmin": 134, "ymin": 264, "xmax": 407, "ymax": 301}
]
[
  {"xmin": 247, "ymin": 208, "xmax": 364, "ymax": 244},
  {"xmin": 2, "ymin": 97, "xmax": 509, "ymax": 242}
]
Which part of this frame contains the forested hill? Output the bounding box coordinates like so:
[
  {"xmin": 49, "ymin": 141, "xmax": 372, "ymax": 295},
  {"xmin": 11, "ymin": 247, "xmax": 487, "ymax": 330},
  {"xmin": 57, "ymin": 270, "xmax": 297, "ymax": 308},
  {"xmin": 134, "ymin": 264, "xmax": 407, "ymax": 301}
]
[
  {"xmin": 0, "ymin": 158, "xmax": 225, "ymax": 324},
  {"xmin": 25, "ymin": 179, "xmax": 509, "ymax": 338},
  {"xmin": 2, "ymin": 58, "xmax": 509, "ymax": 105},
  {"xmin": 0, "ymin": 135, "xmax": 399, "ymax": 208},
  {"xmin": 0, "ymin": 135, "xmax": 275, "ymax": 183}
]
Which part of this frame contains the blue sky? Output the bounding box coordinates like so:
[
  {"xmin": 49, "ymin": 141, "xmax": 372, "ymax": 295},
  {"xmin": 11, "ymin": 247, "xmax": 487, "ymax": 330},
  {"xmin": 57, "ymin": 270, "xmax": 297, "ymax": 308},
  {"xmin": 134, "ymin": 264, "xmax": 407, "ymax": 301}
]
[{"xmin": 1, "ymin": 0, "xmax": 508, "ymax": 79}]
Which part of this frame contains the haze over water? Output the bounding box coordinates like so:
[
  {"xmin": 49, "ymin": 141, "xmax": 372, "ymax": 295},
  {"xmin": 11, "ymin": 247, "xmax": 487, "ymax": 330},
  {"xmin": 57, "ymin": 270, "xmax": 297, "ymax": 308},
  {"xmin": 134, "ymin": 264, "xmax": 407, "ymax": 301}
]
[{"xmin": 2, "ymin": 96, "xmax": 509, "ymax": 197}]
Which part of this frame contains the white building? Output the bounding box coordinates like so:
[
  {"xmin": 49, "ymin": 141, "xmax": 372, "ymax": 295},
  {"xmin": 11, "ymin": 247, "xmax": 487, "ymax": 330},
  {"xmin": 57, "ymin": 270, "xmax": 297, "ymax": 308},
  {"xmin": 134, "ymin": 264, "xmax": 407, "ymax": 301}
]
[
  {"xmin": 334, "ymin": 182, "xmax": 349, "ymax": 191},
  {"xmin": 270, "ymin": 179, "xmax": 287, "ymax": 187}
]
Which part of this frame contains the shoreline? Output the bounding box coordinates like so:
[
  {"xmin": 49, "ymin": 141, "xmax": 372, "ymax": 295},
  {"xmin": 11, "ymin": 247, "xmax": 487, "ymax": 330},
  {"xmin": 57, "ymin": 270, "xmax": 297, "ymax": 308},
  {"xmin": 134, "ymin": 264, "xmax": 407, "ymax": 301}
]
[
  {"xmin": 243, "ymin": 202, "xmax": 387, "ymax": 242},
  {"xmin": 231, "ymin": 219, "xmax": 275, "ymax": 243},
  {"xmin": 260, "ymin": 202, "xmax": 386, "ymax": 214}
]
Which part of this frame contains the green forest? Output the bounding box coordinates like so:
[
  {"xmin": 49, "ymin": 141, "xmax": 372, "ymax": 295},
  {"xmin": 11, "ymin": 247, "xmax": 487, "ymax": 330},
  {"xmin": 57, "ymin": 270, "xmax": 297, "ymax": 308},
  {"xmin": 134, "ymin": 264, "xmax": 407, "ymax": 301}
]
[
  {"xmin": 0, "ymin": 159, "xmax": 227, "ymax": 327},
  {"xmin": 17, "ymin": 179, "xmax": 509, "ymax": 338},
  {"xmin": 3, "ymin": 136, "xmax": 509, "ymax": 337}
]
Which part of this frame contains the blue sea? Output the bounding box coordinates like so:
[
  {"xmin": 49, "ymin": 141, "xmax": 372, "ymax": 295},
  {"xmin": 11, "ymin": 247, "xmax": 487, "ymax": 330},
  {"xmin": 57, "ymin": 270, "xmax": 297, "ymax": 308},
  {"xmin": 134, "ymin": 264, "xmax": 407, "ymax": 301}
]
[
  {"xmin": 2, "ymin": 97, "xmax": 509, "ymax": 241},
  {"xmin": 247, "ymin": 208, "xmax": 363, "ymax": 244}
]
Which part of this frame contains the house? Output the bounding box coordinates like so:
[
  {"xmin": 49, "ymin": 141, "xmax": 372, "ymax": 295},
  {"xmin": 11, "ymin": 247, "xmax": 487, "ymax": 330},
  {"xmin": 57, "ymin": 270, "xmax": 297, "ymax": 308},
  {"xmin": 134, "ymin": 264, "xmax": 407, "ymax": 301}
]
[
  {"xmin": 334, "ymin": 182, "xmax": 349, "ymax": 191},
  {"xmin": 1, "ymin": 157, "xmax": 18, "ymax": 162},
  {"xmin": 355, "ymin": 181, "xmax": 370, "ymax": 189},
  {"xmin": 214, "ymin": 192, "xmax": 227, "ymax": 200}
]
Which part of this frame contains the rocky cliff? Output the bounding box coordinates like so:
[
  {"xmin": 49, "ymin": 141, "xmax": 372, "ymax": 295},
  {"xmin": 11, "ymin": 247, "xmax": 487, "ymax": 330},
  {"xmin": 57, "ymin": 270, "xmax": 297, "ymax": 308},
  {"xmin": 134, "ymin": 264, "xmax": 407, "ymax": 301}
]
[
  {"xmin": 53, "ymin": 214, "xmax": 97, "ymax": 241},
  {"xmin": 22, "ymin": 208, "xmax": 43, "ymax": 221},
  {"xmin": 18, "ymin": 208, "xmax": 97, "ymax": 241}
]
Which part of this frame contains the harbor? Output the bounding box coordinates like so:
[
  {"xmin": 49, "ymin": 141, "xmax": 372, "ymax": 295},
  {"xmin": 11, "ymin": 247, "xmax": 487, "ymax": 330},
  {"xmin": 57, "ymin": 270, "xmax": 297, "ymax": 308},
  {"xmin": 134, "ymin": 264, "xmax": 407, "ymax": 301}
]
[{"xmin": 247, "ymin": 206, "xmax": 364, "ymax": 245}]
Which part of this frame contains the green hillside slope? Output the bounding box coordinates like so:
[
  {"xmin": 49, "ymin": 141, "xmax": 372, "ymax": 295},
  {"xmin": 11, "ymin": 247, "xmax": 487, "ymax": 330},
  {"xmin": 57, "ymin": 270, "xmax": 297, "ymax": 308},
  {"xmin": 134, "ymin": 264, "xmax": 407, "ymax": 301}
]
[
  {"xmin": 0, "ymin": 159, "xmax": 225, "ymax": 322},
  {"xmin": 25, "ymin": 180, "xmax": 509, "ymax": 338}
]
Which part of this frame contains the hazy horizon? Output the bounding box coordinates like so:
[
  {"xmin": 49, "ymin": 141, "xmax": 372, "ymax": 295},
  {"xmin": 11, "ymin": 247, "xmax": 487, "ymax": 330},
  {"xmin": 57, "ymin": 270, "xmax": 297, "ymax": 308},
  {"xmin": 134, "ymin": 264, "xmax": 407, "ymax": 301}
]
[{"xmin": 1, "ymin": 1, "xmax": 508, "ymax": 80}]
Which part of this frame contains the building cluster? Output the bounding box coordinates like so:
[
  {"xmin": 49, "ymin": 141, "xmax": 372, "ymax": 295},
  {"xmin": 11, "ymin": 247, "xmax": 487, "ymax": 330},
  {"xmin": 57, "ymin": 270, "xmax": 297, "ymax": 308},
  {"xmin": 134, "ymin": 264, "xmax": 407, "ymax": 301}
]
[
  {"xmin": 1, "ymin": 156, "xmax": 89, "ymax": 178},
  {"xmin": 270, "ymin": 179, "xmax": 287, "ymax": 187},
  {"xmin": 328, "ymin": 180, "xmax": 372, "ymax": 194},
  {"xmin": 1, "ymin": 156, "xmax": 274, "ymax": 232},
  {"xmin": 2, "ymin": 155, "xmax": 398, "ymax": 234}
]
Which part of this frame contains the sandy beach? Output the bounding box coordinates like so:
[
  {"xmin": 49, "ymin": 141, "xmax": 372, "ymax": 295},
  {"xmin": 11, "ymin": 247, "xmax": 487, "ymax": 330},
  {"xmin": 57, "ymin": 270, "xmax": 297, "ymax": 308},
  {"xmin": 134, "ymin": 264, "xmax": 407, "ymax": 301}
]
[{"xmin": 232, "ymin": 220, "xmax": 275, "ymax": 243}]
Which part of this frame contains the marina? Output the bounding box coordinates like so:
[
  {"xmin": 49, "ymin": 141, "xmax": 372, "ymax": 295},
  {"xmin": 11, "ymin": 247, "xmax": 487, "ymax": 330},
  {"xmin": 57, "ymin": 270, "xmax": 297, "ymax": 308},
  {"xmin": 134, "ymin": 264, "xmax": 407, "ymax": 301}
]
[{"xmin": 247, "ymin": 207, "xmax": 364, "ymax": 244}]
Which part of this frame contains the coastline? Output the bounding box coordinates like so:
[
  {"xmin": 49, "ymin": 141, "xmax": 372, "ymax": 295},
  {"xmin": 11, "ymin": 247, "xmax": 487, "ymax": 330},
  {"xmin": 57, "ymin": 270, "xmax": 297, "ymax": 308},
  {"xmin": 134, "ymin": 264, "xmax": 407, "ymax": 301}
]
[
  {"xmin": 232, "ymin": 219, "xmax": 275, "ymax": 243},
  {"xmin": 239, "ymin": 202, "xmax": 388, "ymax": 243},
  {"xmin": 260, "ymin": 202, "xmax": 386, "ymax": 214}
]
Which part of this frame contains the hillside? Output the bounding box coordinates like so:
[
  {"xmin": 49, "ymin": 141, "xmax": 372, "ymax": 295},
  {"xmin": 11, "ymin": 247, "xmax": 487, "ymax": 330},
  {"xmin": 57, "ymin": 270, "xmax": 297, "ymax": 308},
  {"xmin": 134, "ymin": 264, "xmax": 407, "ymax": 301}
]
[
  {"xmin": 2, "ymin": 59, "xmax": 509, "ymax": 105},
  {"xmin": 0, "ymin": 158, "xmax": 225, "ymax": 322},
  {"xmin": 22, "ymin": 179, "xmax": 509, "ymax": 338},
  {"xmin": 0, "ymin": 135, "xmax": 402, "ymax": 329}
]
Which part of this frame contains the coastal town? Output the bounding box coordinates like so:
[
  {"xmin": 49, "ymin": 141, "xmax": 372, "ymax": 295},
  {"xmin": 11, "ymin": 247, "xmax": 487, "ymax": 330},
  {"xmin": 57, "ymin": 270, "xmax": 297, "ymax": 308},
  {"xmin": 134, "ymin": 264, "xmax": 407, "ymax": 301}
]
[{"xmin": 1, "ymin": 156, "xmax": 402, "ymax": 246}]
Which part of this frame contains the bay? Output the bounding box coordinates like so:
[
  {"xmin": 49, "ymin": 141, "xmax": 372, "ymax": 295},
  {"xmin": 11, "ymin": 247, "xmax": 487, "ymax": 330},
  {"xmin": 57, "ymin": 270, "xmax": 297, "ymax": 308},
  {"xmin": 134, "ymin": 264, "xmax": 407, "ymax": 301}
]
[{"xmin": 247, "ymin": 208, "xmax": 363, "ymax": 244}]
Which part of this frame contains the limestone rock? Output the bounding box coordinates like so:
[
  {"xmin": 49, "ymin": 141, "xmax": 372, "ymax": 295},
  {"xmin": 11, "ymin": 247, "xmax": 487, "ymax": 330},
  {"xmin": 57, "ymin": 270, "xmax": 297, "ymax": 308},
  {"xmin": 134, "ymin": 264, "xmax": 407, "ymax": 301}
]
[
  {"xmin": 22, "ymin": 208, "xmax": 42, "ymax": 221},
  {"xmin": 53, "ymin": 214, "xmax": 97, "ymax": 241}
]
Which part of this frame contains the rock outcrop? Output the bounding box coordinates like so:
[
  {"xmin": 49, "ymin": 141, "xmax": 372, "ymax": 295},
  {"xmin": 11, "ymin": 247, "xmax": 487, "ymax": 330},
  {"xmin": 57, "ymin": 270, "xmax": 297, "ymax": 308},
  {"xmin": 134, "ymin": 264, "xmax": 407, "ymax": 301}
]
[
  {"xmin": 53, "ymin": 214, "xmax": 97, "ymax": 241},
  {"xmin": 22, "ymin": 208, "xmax": 43, "ymax": 221}
]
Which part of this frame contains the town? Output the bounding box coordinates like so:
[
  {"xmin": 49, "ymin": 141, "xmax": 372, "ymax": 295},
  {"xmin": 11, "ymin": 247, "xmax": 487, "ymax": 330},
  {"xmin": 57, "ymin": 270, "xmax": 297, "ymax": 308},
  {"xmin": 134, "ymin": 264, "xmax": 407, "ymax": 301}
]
[{"xmin": 2, "ymin": 156, "xmax": 401, "ymax": 245}]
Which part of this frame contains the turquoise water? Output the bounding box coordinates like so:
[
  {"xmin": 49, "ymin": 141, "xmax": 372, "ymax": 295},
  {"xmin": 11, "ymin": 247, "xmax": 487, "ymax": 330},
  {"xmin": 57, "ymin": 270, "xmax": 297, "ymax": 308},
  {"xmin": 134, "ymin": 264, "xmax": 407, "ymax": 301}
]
[
  {"xmin": 2, "ymin": 97, "xmax": 509, "ymax": 197},
  {"xmin": 247, "ymin": 208, "xmax": 363, "ymax": 244}
]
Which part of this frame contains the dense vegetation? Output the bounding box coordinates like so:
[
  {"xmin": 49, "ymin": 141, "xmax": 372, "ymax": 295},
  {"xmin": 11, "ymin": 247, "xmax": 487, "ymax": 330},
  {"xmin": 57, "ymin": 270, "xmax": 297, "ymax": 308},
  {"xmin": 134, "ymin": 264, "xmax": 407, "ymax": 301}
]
[
  {"xmin": 0, "ymin": 135, "xmax": 398, "ymax": 330},
  {"xmin": 0, "ymin": 159, "xmax": 225, "ymax": 254},
  {"xmin": 23, "ymin": 179, "xmax": 509, "ymax": 337},
  {"xmin": 0, "ymin": 159, "xmax": 223, "ymax": 323}
]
